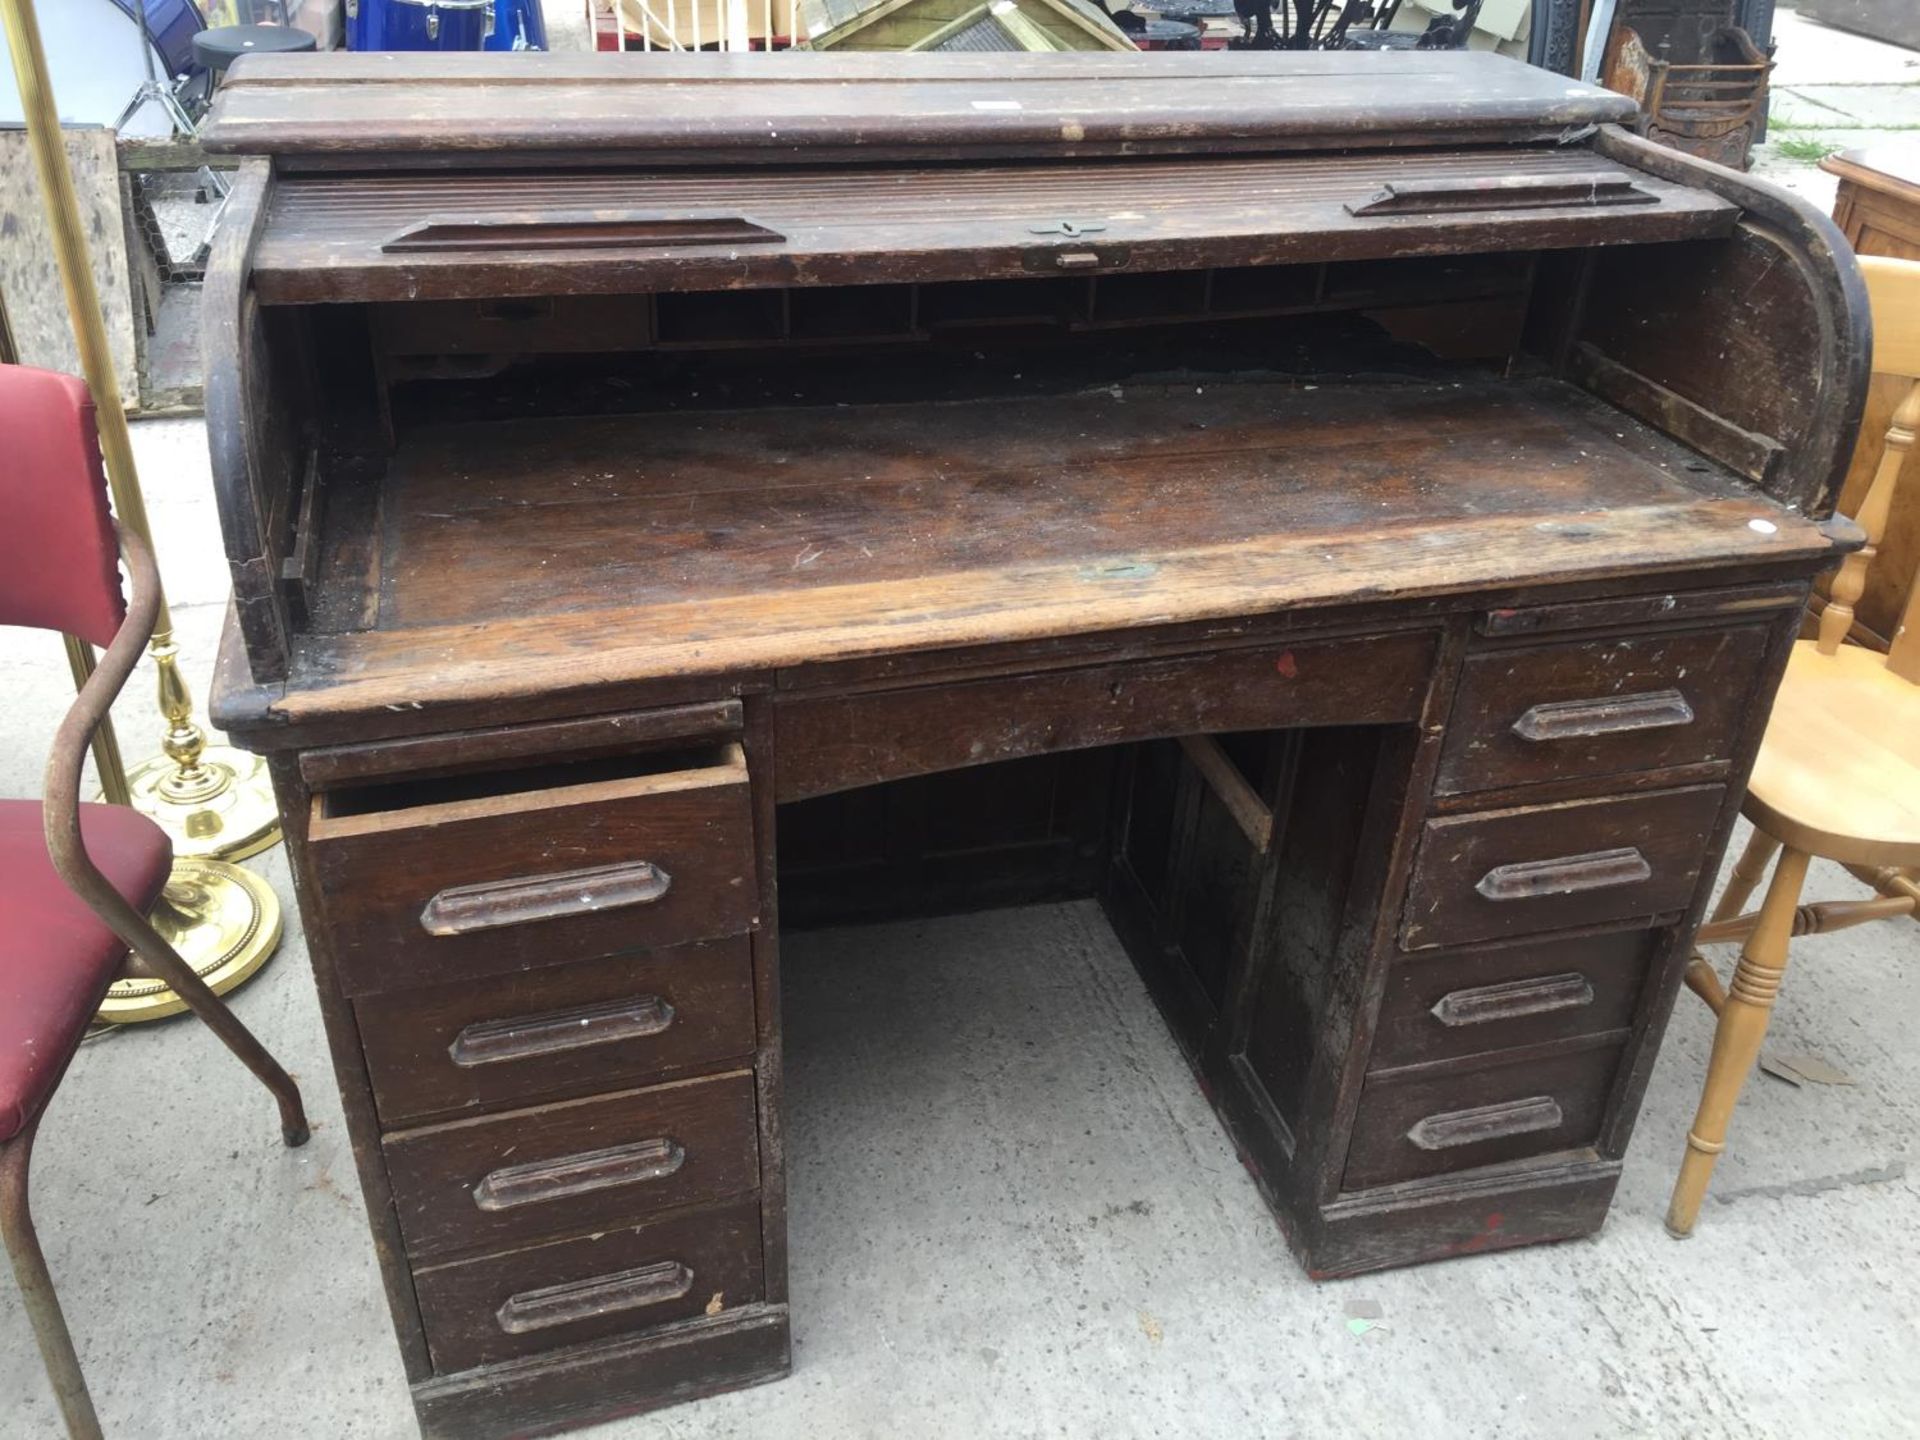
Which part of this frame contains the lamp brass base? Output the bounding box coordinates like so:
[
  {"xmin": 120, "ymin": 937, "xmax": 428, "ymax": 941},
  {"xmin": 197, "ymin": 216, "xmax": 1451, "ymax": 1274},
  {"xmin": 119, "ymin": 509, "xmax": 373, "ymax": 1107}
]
[
  {"xmin": 120, "ymin": 744, "xmax": 283, "ymax": 861},
  {"xmin": 95, "ymin": 858, "xmax": 285, "ymax": 1025}
]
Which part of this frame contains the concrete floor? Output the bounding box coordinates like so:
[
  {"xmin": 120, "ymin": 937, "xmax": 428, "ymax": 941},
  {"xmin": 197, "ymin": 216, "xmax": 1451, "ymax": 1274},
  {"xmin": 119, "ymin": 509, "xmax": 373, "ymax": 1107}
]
[
  {"xmin": 1751, "ymin": 4, "xmax": 1920, "ymax": 209},
  {"xmin": 5, "ymin": 6, "xmax": 1920, "ymax": 1436}
]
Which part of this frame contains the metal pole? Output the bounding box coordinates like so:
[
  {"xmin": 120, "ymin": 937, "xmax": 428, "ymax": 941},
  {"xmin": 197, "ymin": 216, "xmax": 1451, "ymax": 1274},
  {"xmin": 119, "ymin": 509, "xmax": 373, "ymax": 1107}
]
[
  {"xmin": 1, "ymin": 0, "xmax": 168, "ymax": 609},
  {"xmin": 0, "ymin": 267, "xmax": 15, "ymax": 361},
  {"xmin": 63, "ymin": 638, "xmax": 134, "ymax": 806},
  {"xmin": 0, "ymin": 264, "xmax": 134, "ymax": 806},
  {"xmin": 1, "ymin": 0, "xmax": 280, "ymax": 862},
  {"xmin": 2, "ymin": 0, "xmax": 284, "ymax": 1024}
]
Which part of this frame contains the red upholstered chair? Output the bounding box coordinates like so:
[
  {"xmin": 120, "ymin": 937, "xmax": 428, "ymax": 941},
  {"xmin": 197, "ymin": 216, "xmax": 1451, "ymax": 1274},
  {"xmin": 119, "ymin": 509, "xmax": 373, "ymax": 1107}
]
[{"xmin": 0, "ymin": 364, "xmax": 308, "ymax": 1440}]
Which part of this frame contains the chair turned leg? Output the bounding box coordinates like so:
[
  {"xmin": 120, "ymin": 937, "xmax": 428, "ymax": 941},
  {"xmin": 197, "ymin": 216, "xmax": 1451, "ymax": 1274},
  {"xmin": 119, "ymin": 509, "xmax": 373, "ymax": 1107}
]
[
  {"xmin": 1666, "ymin": 845, "xmax": 1812, "ymax": 1238},
  {"xmin": 1682, "ymin": 954, "xmax": 1727, "ymax": 1015},
  {"xmin": 121, "ymin": 916, "xmax": 309, "ymax": 1148},
  {"xmin": 1719, "ymin": 827, "xmax": 1783, "ymax": 921},
  {"xmin": 1684, "ymin": 828, "xmax": 1782, "ymax": 1015},
  {"xmin": 0, "ymin": 1128, "xmax": 104, "ymax": 1440}
]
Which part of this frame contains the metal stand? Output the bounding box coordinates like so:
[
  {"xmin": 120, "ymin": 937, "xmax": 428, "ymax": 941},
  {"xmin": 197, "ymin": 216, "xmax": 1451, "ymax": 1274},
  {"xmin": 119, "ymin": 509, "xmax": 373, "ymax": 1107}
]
[
  {"xmin": 4, "ymin": 0, "xmax": 277, "ymax": 862},
  {"xmin": 100, "ymin": 857, "xmax": 285, "ymax": 1023},
  {"xmin": 113, "ymin": 1, "xmax": 229, "ymax": 204},
  {"xmin": 0, "ymin": 0, "xmax": 284, "ymax": 1024}
]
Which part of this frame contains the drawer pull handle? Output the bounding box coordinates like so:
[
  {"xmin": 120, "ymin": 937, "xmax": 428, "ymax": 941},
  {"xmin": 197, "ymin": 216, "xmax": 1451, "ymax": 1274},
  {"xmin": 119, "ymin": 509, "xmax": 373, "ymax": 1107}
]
[
  {"xmin": 1511, "ymin": 689, "xmax": 1695, "ymax": 743},
  {"xmin": 1475, "ymin": 847, "xmax": 1651, "ymax": 902},
  {"xmin": 1345, "ymin": 174, "xmax": 1656, "ymax": 217},
  {"xmin": 449, "ymin": 995, "xmax": 676, "ymax": 1068},
  {"xmin": 1408, "ymin": 1096, "xmax": 1564, "ymax": 1151},
  {"xmin": 472, "ymin": 1137, "xmax": 686, "ymax": 1212},
  {"xmin": 384, "ymin": 211, "xmax": 784, "ymax": 254},
  {"xmin": 496, "ymin": 1259, "xmax": 694, "ymax": 1335},
  {"xmin": 420, "ymin": 859, "xmax": 671, "ymax": 936},
  {"xmin": 1431, "ymin": 973, "xmax": 1595, "ymax": 1028}
]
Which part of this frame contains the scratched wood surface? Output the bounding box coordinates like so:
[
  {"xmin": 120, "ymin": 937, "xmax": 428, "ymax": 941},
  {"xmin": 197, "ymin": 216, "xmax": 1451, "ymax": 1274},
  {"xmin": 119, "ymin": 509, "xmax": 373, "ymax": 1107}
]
[
  {"xmin": 201, "ymin": 50, "xmax": 1640, "ymax": 166},
  {"xmin": 267, "ymin": 374, "xmax": 1831, "ymax": 719},
  {"xmin": 244, "ymin": 149, "xmax": 1735, "ymax": 305},
  {"xmin": 0, "ymin": 127, "xmax": 138, "ymax": 409},
  {"xmin": 185, "ymin": 53, "xmax": 1884, "ymax": 1430}
]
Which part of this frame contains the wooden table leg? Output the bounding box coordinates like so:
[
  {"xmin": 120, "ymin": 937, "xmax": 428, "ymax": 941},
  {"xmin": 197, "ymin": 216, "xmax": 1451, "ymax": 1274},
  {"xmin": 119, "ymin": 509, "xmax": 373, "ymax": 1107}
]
[
  {"xmin": 1683, "ymin": 826, "xmax": 1782, "ymax": 1015},
  {"xmin": 1666, "ymin": 844, "xmax": 1812, "ymax": 1238}
]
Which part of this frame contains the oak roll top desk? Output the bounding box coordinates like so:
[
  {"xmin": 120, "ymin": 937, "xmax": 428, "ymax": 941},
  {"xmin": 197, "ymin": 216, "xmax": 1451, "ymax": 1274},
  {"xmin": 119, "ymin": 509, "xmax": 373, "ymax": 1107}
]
[{"xmin": 197, "ymin": 52, "xmax": 1869, "ymax": 1439}]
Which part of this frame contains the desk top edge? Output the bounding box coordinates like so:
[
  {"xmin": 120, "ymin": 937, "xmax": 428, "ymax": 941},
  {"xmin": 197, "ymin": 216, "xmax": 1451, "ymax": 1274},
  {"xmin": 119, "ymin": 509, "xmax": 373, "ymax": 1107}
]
[
  {"xmin": 211, "ymin": 499, "xmax": 1835, "ymax": 744},
  {"xmin": 201, "ymin": 51, "xmax": 1638, "ymax": 161}
]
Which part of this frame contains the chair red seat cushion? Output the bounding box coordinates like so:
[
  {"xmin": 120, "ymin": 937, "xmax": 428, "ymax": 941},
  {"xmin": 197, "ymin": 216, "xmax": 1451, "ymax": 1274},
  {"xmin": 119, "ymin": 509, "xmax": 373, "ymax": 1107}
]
[{"xmin": 0, "ymin": 800, "xmax": 172, "ymax": 1141}]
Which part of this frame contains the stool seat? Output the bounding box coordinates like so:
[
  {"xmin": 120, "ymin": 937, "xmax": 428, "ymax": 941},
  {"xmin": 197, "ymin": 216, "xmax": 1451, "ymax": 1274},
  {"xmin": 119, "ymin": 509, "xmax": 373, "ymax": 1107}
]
[
  {"xmin": 192, "ymin": 23, "xmax": 319, "ymax": 74},
  {"xmin": 1743, "ymin": 639, "xmax": 1920, "ymax": 868}
]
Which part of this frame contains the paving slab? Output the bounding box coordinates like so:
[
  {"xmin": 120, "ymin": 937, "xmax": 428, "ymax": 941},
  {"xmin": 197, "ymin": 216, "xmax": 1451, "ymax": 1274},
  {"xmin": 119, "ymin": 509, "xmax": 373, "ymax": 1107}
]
[
  {"xmin": 1773, "ymin": 83, "xmax": 1920, "ymax": 128},
  {"xmin": 1770, "ymin": 7, "xmax": 1920, "ymax": 88}
]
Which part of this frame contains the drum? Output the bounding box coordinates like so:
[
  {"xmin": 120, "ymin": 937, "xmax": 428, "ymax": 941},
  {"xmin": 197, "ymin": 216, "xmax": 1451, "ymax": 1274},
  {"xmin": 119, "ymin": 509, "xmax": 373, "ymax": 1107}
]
[
  {"xmin": 485, "ymin": 0, "xmax": 549, "ymax": 50},
  {"xmin": 1133, "ymin": 17, "xmax": 1203, "ymax": 48},
  {"xmin": 114, "ymin": 0, "xmax": 209, "ymax": 80},
  {"xmin": 350, "ymin": 0, "xmax": 496, "ymax": 50},
  {"xmin": 0, "ymin": 0, "xmax": 209, "ymax": 139}
]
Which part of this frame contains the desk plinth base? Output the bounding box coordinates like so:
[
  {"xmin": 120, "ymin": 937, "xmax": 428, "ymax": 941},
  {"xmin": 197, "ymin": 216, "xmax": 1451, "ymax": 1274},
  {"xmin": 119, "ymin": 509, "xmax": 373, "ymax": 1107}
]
[
  {"xmin": 411, "ymin": 1305, "xmax": 791, "ymax": 1440},
  {"xmin": 1291, "ymin": 1159, "xmax": 1622, "ymax": 1280}
]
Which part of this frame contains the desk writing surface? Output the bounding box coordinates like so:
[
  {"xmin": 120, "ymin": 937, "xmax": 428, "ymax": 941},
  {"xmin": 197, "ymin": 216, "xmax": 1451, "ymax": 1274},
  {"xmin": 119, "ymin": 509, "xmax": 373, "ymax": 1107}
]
[{"xmin": 277, "ymin": 374, "xmax": 1829, "ymax": 719}]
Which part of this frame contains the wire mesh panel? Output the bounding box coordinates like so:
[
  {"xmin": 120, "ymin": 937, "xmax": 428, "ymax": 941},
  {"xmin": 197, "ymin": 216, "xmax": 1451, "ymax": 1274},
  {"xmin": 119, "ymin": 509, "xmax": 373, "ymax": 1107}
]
[{"xmin": 119, "ymin": 144, "xmax": 234, "ymax": 413}]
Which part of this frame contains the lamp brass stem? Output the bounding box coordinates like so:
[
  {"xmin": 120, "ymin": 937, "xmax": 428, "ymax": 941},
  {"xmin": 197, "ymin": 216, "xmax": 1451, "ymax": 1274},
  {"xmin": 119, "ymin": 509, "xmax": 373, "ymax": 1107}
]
[
  {"xmin": 4, "ymin": 0, "xmax": 284, "ymax": 1023},
  {"xmin": 1, "ymin": 0, "xmax": 279, "ymax": 861},
  {"xmin": 61, "ymin": 637, "xmax": 132, "ymax": 807}
]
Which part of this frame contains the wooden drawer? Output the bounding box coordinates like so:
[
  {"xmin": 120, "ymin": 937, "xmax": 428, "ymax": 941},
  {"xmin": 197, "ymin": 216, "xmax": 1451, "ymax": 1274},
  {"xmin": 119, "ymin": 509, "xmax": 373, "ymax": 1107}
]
[
  {"xmin": 1437, "ymin": 625, "xmax": 1772, "ymax": 795},
  {"xmin": 308, "ymin": 742, "xmax": 757, "ymax": 996},
  {"xmin": 776, "ymin": 629, "xmax": 1437, "ymax": 803},
  {"xmin": 356, "ymin": 937, "xmax": 757, "ymax": 1128},
  {"xmin": 384, "ymin": 1073, "xmax": 759, "ymax": 1261},
  {"xmin": 413, "ymin": 1196, "xmax": 764, "ymax": 1374},
  {"xmin": 1344, "ymin": 1040, "xmax": 1624, "ymax": 1191},
  {"xmin": 1372, "ymin": 929, "xmax": 1656, "ymax": 1072},
  {"xmin": 1400, "ymin": 784, "xmax": 1724, "ymax": 951}
]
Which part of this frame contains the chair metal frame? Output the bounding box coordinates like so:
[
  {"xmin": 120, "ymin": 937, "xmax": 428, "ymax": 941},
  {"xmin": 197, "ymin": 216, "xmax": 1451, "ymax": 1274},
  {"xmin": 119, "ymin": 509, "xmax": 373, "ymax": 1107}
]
[{"xmin": 0, "ymin": 524, "xmax": 308, "ymax": 1440}]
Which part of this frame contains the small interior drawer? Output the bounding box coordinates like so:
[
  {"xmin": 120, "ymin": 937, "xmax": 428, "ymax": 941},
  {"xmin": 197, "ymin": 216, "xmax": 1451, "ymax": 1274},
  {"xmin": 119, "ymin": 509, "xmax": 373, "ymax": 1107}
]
[
  {"xmin": 1372, "ymin": 928, "xmax": 1656, "ymax": 1073},
  {"xmin": 412, "ymin": 1195, "xmax": 764, "ymax": 1375},
  {"xmin": 308, "ymin": 741, "xmax": 757, "ymax": 996},
  {"xmin": 1400, "ymin": 784, "xmax": 1725, "ymax": 951},
  {"xmin": 1437, "ymin": 624, "xmax": 1772, "ymax": 795},
  {"xmin": 1344, "ymin": 1040, "xmax": 1624, "ymax": 1191},
  {"xmin": 357, "ymin": 937, "xmax": 757, "ymax": 1128},
  {"xmin": 384, "ymin": 1072, "xmax": 759, "ymax": 1261}
]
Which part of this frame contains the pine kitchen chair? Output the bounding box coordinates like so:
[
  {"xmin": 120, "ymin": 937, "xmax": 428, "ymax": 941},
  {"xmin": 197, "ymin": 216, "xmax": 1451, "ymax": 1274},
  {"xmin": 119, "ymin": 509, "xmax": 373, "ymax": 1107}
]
[{"xmin": 1667, "ymin": 254, "xmax": 1920, "ymax": 1238}]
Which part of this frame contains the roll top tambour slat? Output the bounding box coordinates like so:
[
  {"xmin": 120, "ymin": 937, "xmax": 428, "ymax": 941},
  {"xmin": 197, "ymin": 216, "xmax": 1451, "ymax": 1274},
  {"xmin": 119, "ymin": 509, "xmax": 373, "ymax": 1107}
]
[{"xmin": 246, "ymin": 149, "xmax": 1736, "ymax": 305}]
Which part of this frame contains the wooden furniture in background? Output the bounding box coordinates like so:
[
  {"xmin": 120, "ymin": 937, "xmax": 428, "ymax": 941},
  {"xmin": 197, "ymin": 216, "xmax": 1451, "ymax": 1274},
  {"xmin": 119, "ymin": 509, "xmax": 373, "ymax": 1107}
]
[
  {"xmin": 195, "ymin": 52, "xmax": 1869, "ymax": 1438},
  {"xmin": 1669, "ymin": 255, "xmax": 1920, "ymax": 1238},
  {"xmin": 0, "ymin": 364, "xmax": 309, "ymax": 1440},
  {"xmin": 1823, "ymin": 147, "xmax": 1920, "ymax": 655},
  {"xmin": 1827, "ymin": 147, "xmax": 1920, "ymax": 262}
]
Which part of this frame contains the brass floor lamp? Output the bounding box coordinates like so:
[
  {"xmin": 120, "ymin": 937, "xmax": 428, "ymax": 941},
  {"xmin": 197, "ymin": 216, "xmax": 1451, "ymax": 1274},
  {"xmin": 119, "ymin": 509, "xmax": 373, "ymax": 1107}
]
[{"xmin": 2, "ymin": 0, "xmax": 282, "ymax": 1021}]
